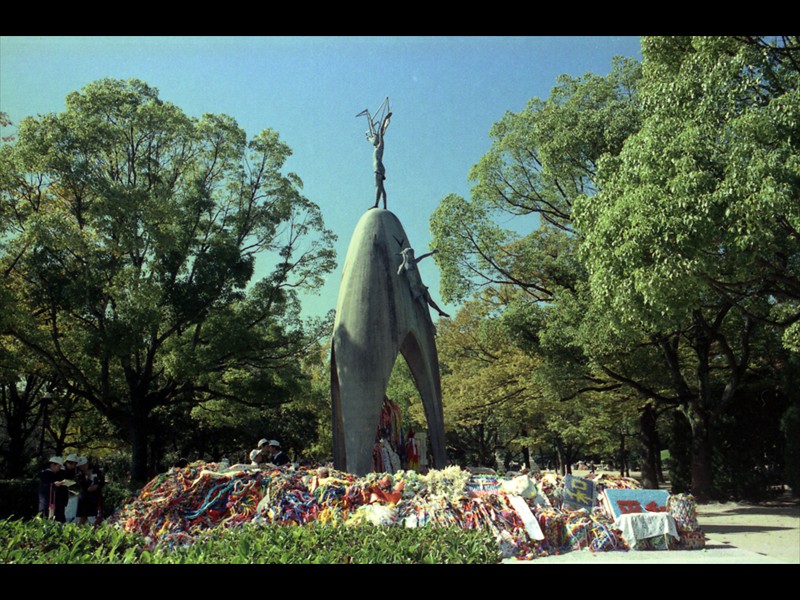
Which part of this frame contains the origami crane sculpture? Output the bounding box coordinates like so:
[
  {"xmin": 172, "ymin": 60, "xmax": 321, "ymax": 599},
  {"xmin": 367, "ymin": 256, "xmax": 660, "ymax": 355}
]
[{"xmin": 330, "ymin": 208, "xmax": 447, "ymax": 475}]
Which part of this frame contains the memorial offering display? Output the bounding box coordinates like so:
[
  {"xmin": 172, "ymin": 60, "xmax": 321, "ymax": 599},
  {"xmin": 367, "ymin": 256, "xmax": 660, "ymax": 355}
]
[{"xmin": 109, "ymin": 462, "xmax": 706, "ymax": 560}]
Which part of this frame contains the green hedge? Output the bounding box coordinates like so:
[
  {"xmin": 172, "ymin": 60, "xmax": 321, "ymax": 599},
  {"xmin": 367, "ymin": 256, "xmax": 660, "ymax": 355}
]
[
  {"xmin": 0, "ymin": 479, "xmax": 39, "ymax": 519},
  {"xmin": 0, "ymin": 518, "xmax": 501, "ymax": 564}
]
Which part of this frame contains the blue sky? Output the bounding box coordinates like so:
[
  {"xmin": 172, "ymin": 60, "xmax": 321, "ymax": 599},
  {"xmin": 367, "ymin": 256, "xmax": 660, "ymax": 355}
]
[{"xmin": 0, "ymin": 36, "xmax": 643, "ymax": 321}]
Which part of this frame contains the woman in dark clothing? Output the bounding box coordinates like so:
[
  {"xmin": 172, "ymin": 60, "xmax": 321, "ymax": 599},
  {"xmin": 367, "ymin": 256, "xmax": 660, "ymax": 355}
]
[
  {"xmin": 267, "ymin": 440, "xmax": 291, "ymax": 466},
  {"xmin": 76, "ymin": 456, "xmax": 105, "ymax": 524},
  {"xmin": 38, "ymin": 456, "xmax": 66, "ymax": 521}
]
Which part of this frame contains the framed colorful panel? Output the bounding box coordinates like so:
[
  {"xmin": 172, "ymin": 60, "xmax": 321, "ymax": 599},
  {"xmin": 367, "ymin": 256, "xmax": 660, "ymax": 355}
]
[{"xmin": 603, "ymin": 488, "xmax": 670, "ymax": 520}]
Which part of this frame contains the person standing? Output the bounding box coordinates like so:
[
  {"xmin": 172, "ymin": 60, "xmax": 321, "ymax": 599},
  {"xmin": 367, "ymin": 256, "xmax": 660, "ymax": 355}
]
[
  {"xmin": 249, "ymin": 448, "xmax": 266, "ymax": 467},
  {"xmin": 61, "ymin": 454, "xmax": 79, "ymax": 522},
  {"xmin": 76, "ymin": 456, "xmax": 105, "ymax": 525},
  {"xmin": 268, "ymin": 440, "xmax": 290, "ymax": 466},
  {"xmin": 38, "ymin": 456, "xmax": 65, "ymax": 521}
]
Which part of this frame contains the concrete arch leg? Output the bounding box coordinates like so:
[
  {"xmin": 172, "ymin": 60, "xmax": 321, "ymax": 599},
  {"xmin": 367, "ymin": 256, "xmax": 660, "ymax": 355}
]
[{"xmin": 330, "ymin": 209, "xmax": 447, "ymax": 475}]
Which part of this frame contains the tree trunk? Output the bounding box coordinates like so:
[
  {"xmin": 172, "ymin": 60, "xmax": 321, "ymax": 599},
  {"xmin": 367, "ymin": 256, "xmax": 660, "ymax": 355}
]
[
  {"xmin": 522, "ymin": 446, "xmax": 531, "ymax": 470},
  {"xmin": 130, "ymin": 401, "xmax": 151, "ymax": 486},
  {"xmin": 617, "ymin": 434, "xmax": 626, "ymax": 477},
  {"xmin": 656, "ymin": 446, "xmax": 666, "ymax": 483},
  {"xmin": 478, "ymin": 424, "xmax": 496, "ymax": 468},
  {"xmin": 555, "ymin": 444, "xmax": 566, "ymax": 475},
  {"xmin": 503, "ymin": 451, "xmax": 512, "ymax": 471},
  {"xmin": 2, "ymin": 386, "xmax": 28, "ymax": 477},
  {"xmin": 6, "ymin": 434, "xmax": 28, "ymax": 478},
  {"xmin": 639, "ymin": 403, "xmax": 660, "ymax": 489},
  {"xmin": 685, "ymin": 403, "xmax": 714, "ymax": 502}
]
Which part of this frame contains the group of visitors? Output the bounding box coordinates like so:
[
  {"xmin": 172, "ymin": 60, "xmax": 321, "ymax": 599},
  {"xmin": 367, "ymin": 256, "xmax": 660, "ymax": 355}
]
[
  {"xmin": 249, "ymin": 438, "xmax": 290, "ymax": 467},
  {"xmin": 38, "ymin": 453, "xmax": 105, "ymax": 524}
]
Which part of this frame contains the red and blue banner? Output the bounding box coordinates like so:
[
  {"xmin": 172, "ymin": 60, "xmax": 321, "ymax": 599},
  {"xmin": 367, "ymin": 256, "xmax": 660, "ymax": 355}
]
[{"xmin": 603, "ymin": 489, "xmax": 669, "ymax": 520}]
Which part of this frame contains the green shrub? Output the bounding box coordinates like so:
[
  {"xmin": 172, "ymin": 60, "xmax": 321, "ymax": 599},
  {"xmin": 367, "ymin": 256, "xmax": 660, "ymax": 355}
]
[
  {"xmin": 159, "ymin": 523, "xmax": 499, "ymax": 564},
  {"xmin": 0, "ymin": 479, "xmax": 39, "ymax": 519},
  {"xmin": 0, "ymin": 518, "xmax": 146, "ymax": 564},
  {"xmin": 100, "ymin": 482, "xmax": 138, "ymax": 519},
  {"xmin": 0, "ymin": 518, "xmax": 500, "ymax": 564},
  {"xmin": 781, "ymin": 401, "xmax": 800, "ymax": 497}
]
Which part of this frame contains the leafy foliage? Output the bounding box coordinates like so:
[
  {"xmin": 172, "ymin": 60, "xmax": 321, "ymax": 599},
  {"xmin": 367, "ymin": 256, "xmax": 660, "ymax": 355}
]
[
  {"xmin": 436, "ymin": 293, "xmax": 541, "ymax": 467},
  {"xmin": 430, "ymin": 57, "xmax": 641, "ymax": 305},
  {"xmin": 0, "ymin": 518, "xmax": 146, "ymax": 564},
  {"xmin": 431, "ymin": 38, "xmax": 797, "ymax": 500},
  {"xmin": 431, "ymin": 57, "xmax": 646, "ymax": 473},
  {"xmin": 0, "ymin": 79, "xmax": 336, "ymax": 484},
  {"xmin": 0, "ymin": 519, "xmax": 499, "ymax": 564},
  {"xmin": 571, "ymin": 36, "xmax": 800, "ymax": 499},
  {"xmin": 575, "ymin": 36, "xmax": 800, "ymax": 343}
]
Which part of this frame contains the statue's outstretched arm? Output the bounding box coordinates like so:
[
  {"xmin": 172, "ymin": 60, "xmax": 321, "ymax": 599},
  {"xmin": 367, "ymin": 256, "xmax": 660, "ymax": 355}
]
[{"xmin": 413, "ymin": 249, "xmax": 439, "ymax": 263}]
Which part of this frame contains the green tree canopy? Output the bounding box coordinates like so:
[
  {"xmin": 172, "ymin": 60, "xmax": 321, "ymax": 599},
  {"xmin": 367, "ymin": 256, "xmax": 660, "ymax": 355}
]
[
  {"xmin": 430, "ymin": 57, "xmax": 646, "ymax": 472},
  {"xmin": 572, "ymin": 36, "xmax": 799, "ymax": 500},
  {"xmin": 436, "ymin": 292, "xmax": 544, "ymax": 468},
  {"xmin": 431, "ymin": 40, "xmax": 796, "ymax": 500},
  {"xmin": 0, "ymin": 79, "xmax": 336, "ymax": 484},
  {"xmin": 575, "ymin": 36, "xmax": 800, "ymax": 348},
  {"xmin": 430, "ymin": 57, "xmax": 642, "ymax": 305}
]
